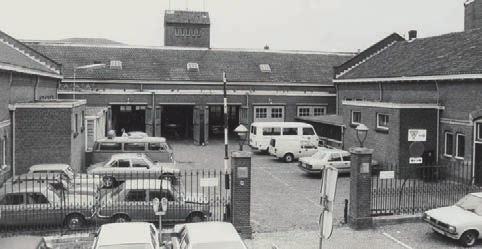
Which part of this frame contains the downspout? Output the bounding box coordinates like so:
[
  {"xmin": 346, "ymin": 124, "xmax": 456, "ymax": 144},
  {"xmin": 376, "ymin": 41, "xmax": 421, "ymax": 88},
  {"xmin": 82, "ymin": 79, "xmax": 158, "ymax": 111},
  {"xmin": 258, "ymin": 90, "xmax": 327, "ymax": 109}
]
[
  {"xmin": 34, "ymin": 76, "xmax": 39, "ymax": 101},
  {"xmin": 10, "ymin": 107, "xmax": 15, "ymax": 178},
  {"xmin": 378, "ymin": 82, "xmax": 383, "ymax": 101},
  {"xmin": 334, "ymin": 83, "xmax": 339, "ymax": 115},
  {"xmin": 245, "ymin": 93, "xmax": 250, "ymax": 125},
  {"xmin": 151, "ymin": 91, "xmax": 156, "ymax": 137},
  {"xmin": 435, "ymin": 80, "xmax": 440, "ymax": 164}
]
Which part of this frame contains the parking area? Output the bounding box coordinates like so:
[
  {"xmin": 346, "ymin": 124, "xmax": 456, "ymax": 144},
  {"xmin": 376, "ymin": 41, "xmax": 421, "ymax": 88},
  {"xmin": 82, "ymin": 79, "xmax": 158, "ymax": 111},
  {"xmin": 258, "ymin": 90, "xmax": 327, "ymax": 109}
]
[{"xmin": 171, "ymin": 139, "xmax": 349, "ymax": 233}]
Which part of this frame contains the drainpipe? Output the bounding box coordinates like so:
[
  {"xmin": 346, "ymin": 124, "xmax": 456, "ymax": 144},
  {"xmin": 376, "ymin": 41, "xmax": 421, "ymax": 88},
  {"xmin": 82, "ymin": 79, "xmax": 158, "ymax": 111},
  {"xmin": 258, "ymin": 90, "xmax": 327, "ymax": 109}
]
[
  {"xmin": 435, "ymin": 81, "xmax": 440, "ymax": 164},
  {"xmin": 9, "ymin": 107, "xmax": 15, "ymax": 178},
  {"xmin": 334, "ymin": 83, "xmax": 339, "ymax": 115},
  {"xmin": 378, "ymin": 82, "xmax": 383, "ymax": 102},
  {"xmin": 34, "ymin": 76, "xmax": 39, "ymax": 101},
  {"xmin": 245, "ymin": 92, "xmax": 250, "ymax": 125},
  {"xmin": 152, "ymin": 91, "xmax": 156, "ymax": 137}
]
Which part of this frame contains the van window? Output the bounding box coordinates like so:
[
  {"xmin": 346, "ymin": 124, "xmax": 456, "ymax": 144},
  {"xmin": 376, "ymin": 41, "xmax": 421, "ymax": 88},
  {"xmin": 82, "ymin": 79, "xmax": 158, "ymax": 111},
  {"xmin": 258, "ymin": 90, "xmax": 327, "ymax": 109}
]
[
  {"xmin": 263, "ymin": 127, "xmax": 281, "ymax": 136},
  {"xmin": 283, "ymin": 128, "xmax": 298, "ymax": 135},
  {"xmin": 99, "ymin": 142, "xmax": 122, "ymax": 151},
  {"xmin": 126, "ymin": 190, "xmax": 146, "ymax": 201},
  {"xmin": 148, "ymin": 143, "xmax": 167, "ymax": 151},
  {"xmin": 303, "ymin": 128, "xmax": 315, "ymax": 135},
  {"xmin": 124, "ymin": 142, "xmax": 145, "ymax": 151}
]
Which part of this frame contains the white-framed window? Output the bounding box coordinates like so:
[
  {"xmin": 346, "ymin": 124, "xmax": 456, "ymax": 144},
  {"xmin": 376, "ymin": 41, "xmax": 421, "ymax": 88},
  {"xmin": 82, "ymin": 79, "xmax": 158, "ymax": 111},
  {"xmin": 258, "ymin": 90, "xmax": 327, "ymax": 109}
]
[
  {"xmin": 271, "ymin": 107, "xmax": 283, "ymax": 118},
  {"xmin": 455, "ymin": 133, "xmax": 465, "ymax": 159},
  {"xmin": 477, "ymin": 123, "xmax": 482, "ymax": 141},
  {"xmin": 376, "ymin": 113, "xmax": 389, "ymax": 130},
  {"xmin": 444, "ymin": 132, "xmax": 454, "ymax": 157},
  {"xmin": 120, "ymin": 105, "xmax": 132, "ymax": 112},
  {"xmin": 254, "ymin": 106, "xmax": 284, "ymax": 122},
  {"xmin": 259, "ymin": 64, "xmax": 271, "ymax": 73},
  {"xmin": 313, "ymin": 107, "xmax": 326, "ymax": 116},
  {"xmin": 351, "ymin": 111, "xmax": 361, "ymax": 125},
  {"xmin": 255, "ymin": 107, "xmax": 267, "ymax": 119},
  {"xmin": 297, "ymin": 106, "xmax": 326, "ymax": 117}
]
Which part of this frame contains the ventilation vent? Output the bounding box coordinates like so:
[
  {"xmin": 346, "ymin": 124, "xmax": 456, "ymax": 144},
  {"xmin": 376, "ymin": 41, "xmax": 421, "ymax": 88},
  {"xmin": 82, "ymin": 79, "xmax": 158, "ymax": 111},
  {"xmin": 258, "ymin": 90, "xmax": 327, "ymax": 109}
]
[
  {"xmin": 187, "ymin": 62, "xmax": 199, "ymax": 72},
  {"xmin": 110, "ymin": 60, "xmax": 122, "ymax": 70},
  {"xmin": 259, "ymin": 64, "xmax": 271, "ymax": 73}
]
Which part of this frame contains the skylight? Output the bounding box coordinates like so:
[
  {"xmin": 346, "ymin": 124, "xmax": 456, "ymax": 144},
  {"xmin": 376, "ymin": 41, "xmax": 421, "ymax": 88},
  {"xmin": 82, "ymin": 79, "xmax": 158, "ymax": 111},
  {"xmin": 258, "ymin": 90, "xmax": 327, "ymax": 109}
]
[
  {"xmin": 259, "ymin": 64, "xmax": 271, "ymax": 73},
  {"xmin": 109, "ymin": 60, "xmax": 122, "ymax": 70},
  {"xmin": 187, "ymin": 62, "xmax": 199, "ymax": 72}
]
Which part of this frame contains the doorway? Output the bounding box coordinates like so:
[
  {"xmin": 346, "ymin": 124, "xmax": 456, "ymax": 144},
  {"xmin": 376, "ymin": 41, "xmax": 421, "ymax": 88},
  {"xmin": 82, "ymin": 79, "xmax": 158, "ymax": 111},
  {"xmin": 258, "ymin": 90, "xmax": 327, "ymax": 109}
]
[
  {"xmin": 475, "ymin": 143, "xmax": 482, "ymax": 186},
  {"xmin": 160, "ymin": 105, "xmax": 194, "ymax": 140},
  {"xmin": 111, "ymin": 105, "xmax": 146, "ymax": 136},
  {"xmin": 208, "ymin": 105, "xmax": 240, "ymax": 138}
]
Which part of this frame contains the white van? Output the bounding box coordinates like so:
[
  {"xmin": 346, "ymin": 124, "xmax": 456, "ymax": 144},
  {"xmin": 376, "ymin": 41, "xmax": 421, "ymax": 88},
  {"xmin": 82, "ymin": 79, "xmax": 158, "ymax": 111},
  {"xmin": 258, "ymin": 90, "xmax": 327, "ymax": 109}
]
[
  {"xmin": 249, "ymin": 122, "xmax": 318, "ymax": 152},
  {"xmin": 268, "ymin": 137, "xmax": 319, "ymax": 162}
]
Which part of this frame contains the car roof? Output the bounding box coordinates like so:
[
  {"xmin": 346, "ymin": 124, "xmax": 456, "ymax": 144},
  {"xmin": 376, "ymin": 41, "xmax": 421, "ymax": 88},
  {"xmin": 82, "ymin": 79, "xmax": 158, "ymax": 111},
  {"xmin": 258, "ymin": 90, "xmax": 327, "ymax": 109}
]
[
  {"xmin": 123, "ymin": 179, "xmax": 171, "ymax": 190},
  {"xmin": 109, "ymin": 153, "xmax": 148, "ymax": 160},
  {"xmin": 470, "ymin": 192, "xmax": 482, "ymax": 198},
  {"xmin": 96, "ymin": 136, "xmax": 167, "ymax": 143},
  {"xmin": 16, "ymin": 172, "xmax": 63, "ymax": 179},
  {"xmin": 179, "ymin": 222, "xmax": 245, "ymax": 247},
  {"xmin": 0, "ymin": 236, "xmax": 46, "ymax": 249},
  {"xmin": 29, "ymin": 163, "xmax": 70, "ymax": 171},
  {"xmin": 96, "ymin": 222, "xmax": 155, "ymax": 246},
  {"xmin": 0, "ymin": 184, "xmax": 51, "ymax": 195},
  {"xmin": 250, "ymin": 122, "xmax": 313, "ymax": 128}
]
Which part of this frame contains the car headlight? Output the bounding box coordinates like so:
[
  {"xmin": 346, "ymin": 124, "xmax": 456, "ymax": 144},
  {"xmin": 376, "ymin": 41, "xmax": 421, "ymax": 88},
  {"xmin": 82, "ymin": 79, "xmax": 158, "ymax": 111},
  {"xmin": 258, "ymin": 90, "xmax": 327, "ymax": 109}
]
[{"xmin": 448, "ymin": 226, "xmax": 456, "ymax": 234}]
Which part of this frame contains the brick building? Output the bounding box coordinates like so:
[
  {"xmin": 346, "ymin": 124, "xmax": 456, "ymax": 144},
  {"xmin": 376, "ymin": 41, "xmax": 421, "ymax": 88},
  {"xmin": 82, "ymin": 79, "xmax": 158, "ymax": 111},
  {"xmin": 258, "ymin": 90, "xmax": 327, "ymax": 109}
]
[
  {"xmin": 164, "ymin": 10, "xmax": 210, "ymax": 48},
  {"xmin": 465, "ymin": 0, "xmax": 482, "ymax": 31},
  {"xmin": 330, "ymin": 27, "xmax": 482, "ymax": 183},
  {"xmin": 0, "ymin": 29, "xmax": 88, "ymax": 175},
  {"xmin": 26, "ymin": 10, "xmax": 353, "ymax": 145}
]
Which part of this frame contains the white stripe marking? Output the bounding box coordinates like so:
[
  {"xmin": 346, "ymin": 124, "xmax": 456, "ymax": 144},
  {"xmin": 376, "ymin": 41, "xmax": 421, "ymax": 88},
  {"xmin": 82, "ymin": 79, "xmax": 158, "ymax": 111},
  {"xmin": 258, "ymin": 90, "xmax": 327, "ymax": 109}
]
[{"xmin": 382, "ymin": 232, "xmax": 414, "ymax": 249}]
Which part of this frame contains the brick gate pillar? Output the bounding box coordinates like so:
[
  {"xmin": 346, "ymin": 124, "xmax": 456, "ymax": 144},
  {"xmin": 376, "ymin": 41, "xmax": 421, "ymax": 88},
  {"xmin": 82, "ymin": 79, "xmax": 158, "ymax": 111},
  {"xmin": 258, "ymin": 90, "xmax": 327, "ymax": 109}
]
[
  {"xmin": 230, "ymin": 151, "xmax": 253, "ymax": 239},
  {"xmin": 349, "ymin": 147, "xmax": 374, "ymax": 229}
]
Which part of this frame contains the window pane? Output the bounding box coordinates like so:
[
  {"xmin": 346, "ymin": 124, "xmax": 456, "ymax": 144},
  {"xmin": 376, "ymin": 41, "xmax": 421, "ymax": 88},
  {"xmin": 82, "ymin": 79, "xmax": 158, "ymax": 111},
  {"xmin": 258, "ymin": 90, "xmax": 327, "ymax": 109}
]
[
  {"xmin": 27, "ymin": 193, "xmax": 49, "ymax": 204},
  {"xmin": 303, "ymin": 128, "xmax": 315, "ymax": 135},
  {"xmin": 298, "ymin": 107, "xmax": 310, "ymax": 117},
  {"xmin": 118, "ymin": 159, "xmax": 130, "ymax": 168},
  {"xmin": 132, "ymin": 159, "xmax": 148, "ymax": 168},
  {"xmin": 445, "ymin": 133, "xmax": 454, "ymax": 156},
  {"xmin": 378, "ymin": 114, "xmax": 389, "ymax": 128},
  {"xmin": 457, "ymin": 134, "xmax": 465, "ymax": 158},
  {"xmin": 99, "ymin": 143, "xmax": 122, "ymax": 151},
  {"xmin": 124, "ymin": 143, "xmax": 145, "ymax": 151},
  {"xmin": 255, "ymin": 108, "xmax": 267, "ymax": 118},
  {"xmin": 126, "ymin": 190, "xmax": 146, "ymax": 202},
  {"xmin": 478, "ymin": 123, "xmax": 482, "ymax": 140},
  {"xmin": 2, "ymin": 194, "xmax": 24, "ymax": 205},
  {"xmin": 314, "ymin": 107, "xmax": 325, "ymax": 116},
  {"xmin": 271, "ymin": 108, "xmax": 283, "ymax": 118},
  {"xmin": 263, "ymin": 127, "xmax": 281, "ymax": 136},
  {"xmin": 328, "ymin": 154, "xmax": 342, "ymax": 162},
  {"xmin": 148, "ymin": 143, "xmax": 161, "ymax": 151},
  {"xmin": 352, "ymin": 111, "xmax": 361, "ymax": 123},
  {"xmin": 283, "ymin": 128, "xmax": 298, "ymax": 135}
]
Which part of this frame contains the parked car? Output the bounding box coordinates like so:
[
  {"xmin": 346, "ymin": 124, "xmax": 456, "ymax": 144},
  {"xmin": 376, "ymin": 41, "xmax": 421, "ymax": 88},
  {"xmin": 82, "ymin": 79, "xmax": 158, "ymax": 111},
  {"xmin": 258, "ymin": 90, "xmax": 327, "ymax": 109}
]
[
  {"xmin": 298, "ymin": 148, "xmax": 352, "ymax": 174},
  {"xmin": 169, "ymin": 222, "xmax": 247, "ymax": 249},
  {"xmin": 3, "ymin": 173, "xmax": 100, "ymax": 196},
  {"xmin": 92, "ymin": 222, "xmax": 160, "ymax": 249},
  {"xmin": 96, "ymin": 179, "xmax": 210, "ymax": 223},
  {"xmin": 423, "ymin": 192, "xmax": 482, "ymax": 247},
  {"xmin": 28, "ymin": 163, "xmax": 103, "ymax": 190},
  {"xmin": 88, "ymin": 153, "xmax": 180, "ymax": 188},
  {"xmin": 0, "ymin": 236, "xmax": 50, "ymax": 249},
  {"xmin": 268, "ymin": 137, "xmax": 319, "ymax": 163},
  {"xmin": 91, "ymin": 136, "xmax": 174, "ymax": 164},
  {"xmin": 0, "ymin": 184, "xmax": 95, "ymax": 229}
]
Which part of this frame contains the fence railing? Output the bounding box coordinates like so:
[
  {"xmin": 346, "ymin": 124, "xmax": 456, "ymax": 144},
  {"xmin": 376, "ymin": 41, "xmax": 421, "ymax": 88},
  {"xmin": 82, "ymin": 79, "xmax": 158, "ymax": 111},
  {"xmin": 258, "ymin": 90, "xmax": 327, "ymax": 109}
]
[
  {"xmin": 371, "ymin": 161, "xmax": 481, "ymax": 216},
  {"xmin": 0, "ymin": 170, "xmax": 230, "ymax": 235}
]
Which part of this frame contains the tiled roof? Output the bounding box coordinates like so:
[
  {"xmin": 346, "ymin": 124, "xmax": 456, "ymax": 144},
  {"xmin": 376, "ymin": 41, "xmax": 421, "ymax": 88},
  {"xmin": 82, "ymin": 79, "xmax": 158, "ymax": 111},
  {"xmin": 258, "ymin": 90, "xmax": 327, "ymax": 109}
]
[
  {"xmin": 337, "ymin": 28, "xmax": 482, "ymax": 80},
  {"xmin": 164, "ymin": 10, "xmax": 210, "ymax": 25},
  {"xmin": 27, "ymin": 43, "xmax": 353, "ymax": 84},
  {"xmin": 0, "ymin": 30, "xmax": 61, "ymax": 77}
]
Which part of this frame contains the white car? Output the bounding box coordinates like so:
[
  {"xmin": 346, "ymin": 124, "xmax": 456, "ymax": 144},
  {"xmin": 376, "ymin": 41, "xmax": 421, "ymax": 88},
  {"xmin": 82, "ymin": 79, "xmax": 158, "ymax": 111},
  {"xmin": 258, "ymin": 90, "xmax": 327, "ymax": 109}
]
[
  {"xmin": 170, "ymin": 222, "xmax": 247, "ymax": 249},
  {"xmin": 92, "ymin": 222, "xmax": 160, "ymax": 249},
  {"xmin": 29, "ymin": 164, "xmax": 103, "ymax": 190},
  {"xmin": 423, "ymin": 192, "xmax": 482, "ymax": 247},
  {"xmin": 298, "ymin": 148, "xmax": 352, "ymax": 174}
]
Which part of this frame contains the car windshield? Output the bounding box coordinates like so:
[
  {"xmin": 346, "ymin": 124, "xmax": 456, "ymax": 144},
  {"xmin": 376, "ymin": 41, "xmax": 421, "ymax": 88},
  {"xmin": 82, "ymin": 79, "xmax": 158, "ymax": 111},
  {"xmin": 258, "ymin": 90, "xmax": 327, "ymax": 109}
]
[
  {"xmin": 98, "ymin": 244, "xmax": 153, "ymax": 249},
  {"xmin": 312, "ymin": 151, "xmax": 329, "ymax": 160},
  {"xmin": 456, "ymin": 194, "xmax": 482, "ymax": 215}
]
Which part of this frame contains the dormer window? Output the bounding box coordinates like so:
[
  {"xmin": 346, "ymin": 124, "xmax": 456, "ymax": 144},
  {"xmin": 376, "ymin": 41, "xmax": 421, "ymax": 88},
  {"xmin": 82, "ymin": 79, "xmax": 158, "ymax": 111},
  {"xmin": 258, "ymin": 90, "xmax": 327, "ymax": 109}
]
[
  {"xmin": 110, "ymin": 60, "xmax": 122, "ymax": 70},
  {"xmin": 259, "ymin": 64, "xmax": 271, "ymax": 73},
  {"xmin": 187, "ymin": 62, "xmax": 199, "ymax": 72}
]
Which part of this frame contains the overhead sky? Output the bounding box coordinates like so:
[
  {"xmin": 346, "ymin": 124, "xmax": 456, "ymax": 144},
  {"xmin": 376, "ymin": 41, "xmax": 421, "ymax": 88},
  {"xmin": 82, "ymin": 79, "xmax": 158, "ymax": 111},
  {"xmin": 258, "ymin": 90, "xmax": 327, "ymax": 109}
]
[{"xmin": 0, "ymin": 0, "xmax": 464, "ymax": 52}]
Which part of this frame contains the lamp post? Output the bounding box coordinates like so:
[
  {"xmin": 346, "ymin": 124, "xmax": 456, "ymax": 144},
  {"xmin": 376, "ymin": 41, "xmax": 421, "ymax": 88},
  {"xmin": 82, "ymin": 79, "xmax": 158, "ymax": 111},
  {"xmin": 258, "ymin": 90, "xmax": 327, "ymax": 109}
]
[
  {"xmin": 234, "ymin": 124, "xmax": 248, "ymax": 151},
  {"xmin": 73, "ymin": 63, "xmax": 106, "ymax": 100},
  {"xmin": 355, "ymin": 123, "xmax": 369, "ymax": 148}
]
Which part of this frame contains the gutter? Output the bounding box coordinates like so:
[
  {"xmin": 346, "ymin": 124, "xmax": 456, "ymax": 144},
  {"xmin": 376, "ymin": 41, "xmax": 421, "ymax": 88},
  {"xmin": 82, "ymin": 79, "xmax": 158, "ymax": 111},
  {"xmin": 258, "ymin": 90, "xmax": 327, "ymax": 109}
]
[{"xmin": 334, "ymin": 73, "xmax": 482, "ymax": 83}]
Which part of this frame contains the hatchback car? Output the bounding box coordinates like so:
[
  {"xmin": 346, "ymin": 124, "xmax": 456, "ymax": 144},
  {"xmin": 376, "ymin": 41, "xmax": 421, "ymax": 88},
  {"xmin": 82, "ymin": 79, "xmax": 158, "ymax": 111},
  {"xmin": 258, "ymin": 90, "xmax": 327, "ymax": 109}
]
[
  {"xmin": 92, "ymin": 222, "xmax": 160, "ymax": 249},
  {"xmin": 96, "ymin": 179, "xmax": 210, "ymax": 223},
  {"xmin": 170, "ymin": 222, "xmax": 247, "ymax": 249},
  {"xmin": 29, "ymin": 163, "xmax": 103, "ymax": 190},
  {"xmin": 423, "ymin": 192, "xmax": 482, "ymax": 247},
  {"xmin": 88, "ymin": 153, "xmax": 180, "ymax": 188}
]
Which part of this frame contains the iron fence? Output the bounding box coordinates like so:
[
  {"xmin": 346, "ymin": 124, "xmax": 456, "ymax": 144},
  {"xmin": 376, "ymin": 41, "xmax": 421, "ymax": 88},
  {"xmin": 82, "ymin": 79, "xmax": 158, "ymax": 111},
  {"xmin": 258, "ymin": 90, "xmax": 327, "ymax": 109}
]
[
  {"xmin": 371, "ymin": 161, "xmax": 481, "ymax": 216},
  {"xmin": 0, "ymin": 170, "xmax": 230, "ymax": 235}
]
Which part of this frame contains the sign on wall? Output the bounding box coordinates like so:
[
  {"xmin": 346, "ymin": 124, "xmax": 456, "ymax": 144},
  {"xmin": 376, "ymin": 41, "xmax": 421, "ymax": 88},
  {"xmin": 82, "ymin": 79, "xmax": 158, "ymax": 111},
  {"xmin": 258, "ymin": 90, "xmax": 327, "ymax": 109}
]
[
  {"xmin": 408, "ymin": 129, "xmax": 427, "ymax": 142},
  {"xmin": 409, "ymin": 157, "xmax": 423, "ymax": 164},
  {"xmin": 379, "ymin": 171, "xmax": 395, "ymax": 179}
]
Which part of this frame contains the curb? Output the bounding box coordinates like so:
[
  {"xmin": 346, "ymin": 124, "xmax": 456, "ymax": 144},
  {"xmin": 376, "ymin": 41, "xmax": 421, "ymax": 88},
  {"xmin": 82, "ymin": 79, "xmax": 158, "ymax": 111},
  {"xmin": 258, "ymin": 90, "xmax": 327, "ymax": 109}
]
[{"xmin": 372, "ymin": 214, "xmax": 422, "ymax": 227}]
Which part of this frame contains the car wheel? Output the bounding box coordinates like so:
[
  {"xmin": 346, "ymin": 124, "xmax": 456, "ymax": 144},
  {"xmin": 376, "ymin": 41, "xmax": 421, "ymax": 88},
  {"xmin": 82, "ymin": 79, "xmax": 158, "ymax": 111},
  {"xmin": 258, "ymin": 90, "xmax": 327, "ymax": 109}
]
[
  {"xmin": 65, "ymin": 214, "xmax": 86, "ymax": 230},
  {"xmin": 103, "ymin": 176, "xmax": 116, "ymax": 188},
  {"xmin": 284, "ymin": 153, "xmax": 294, "ymax": 163},
  {"xmin": 460, "ymin": 230, "xmax": 478, "ymax": 247},
  {"xmin": 188, "ymin": 213, "xmax": 205, "ymax": 223},
  {"xmin": 113, "ymin": 214, "xmax": 130, "ymax": 223}
]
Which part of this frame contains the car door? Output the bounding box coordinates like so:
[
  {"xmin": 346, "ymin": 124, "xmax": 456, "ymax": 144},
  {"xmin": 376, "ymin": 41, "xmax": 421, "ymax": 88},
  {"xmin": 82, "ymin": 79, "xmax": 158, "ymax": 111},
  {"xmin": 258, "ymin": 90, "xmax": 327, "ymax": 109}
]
[
  {"xmin": 124, "ymin": 190, "xmax": 150, "ymax": 221},
  {"xmin": 0, "ymin": 193, "xmax": 26, "ymax": 225},
  {"xmin": 24, "ymin": 192, "xmax": 60, "ymax": 226}
]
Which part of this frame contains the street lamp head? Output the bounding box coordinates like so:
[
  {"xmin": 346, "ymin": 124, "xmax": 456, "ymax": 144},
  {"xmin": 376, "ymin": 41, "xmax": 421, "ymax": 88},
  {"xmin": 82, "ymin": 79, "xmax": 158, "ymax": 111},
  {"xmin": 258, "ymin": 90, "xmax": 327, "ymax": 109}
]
[
  {"xmin": 355, "ymin": 123, "xmax": 369, "ymax": 147},
  {"xmin": 234, "ymin": 124, "xmax": 249, "ymax": 151}
]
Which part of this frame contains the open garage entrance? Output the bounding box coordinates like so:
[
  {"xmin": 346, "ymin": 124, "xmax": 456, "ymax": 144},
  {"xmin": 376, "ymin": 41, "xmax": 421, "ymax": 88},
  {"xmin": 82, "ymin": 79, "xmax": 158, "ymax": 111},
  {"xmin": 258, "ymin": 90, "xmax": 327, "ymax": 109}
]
[
  {"xmin": 160, "ymin": 105, "xmax": 194, "ymax": 140},
  {"xmin": 208, "ymin": 105, "xmax": 240, "ymax": 138},
  {"xmin": 111, "ymin": 104, "xmax": 146, "ymax": 136}
]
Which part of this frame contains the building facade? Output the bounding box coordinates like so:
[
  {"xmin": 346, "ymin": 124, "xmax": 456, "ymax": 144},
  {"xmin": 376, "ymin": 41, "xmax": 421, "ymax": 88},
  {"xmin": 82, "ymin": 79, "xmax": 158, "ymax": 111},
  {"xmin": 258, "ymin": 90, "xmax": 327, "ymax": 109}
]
[
  {"xmin": 164, "ymin": 10, "xmax": 210, "ymax": 48},
  {"xmin": 465, "ymin": 0, "xmax": 482, "ymax": 31}
]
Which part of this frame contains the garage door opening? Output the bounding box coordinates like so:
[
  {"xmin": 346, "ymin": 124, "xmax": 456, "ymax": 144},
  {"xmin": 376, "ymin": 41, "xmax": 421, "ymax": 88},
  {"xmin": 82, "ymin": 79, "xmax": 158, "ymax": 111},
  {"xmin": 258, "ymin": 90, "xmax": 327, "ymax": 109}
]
[
  {"xmin": 209, "ymin": 105, "xmax": 240, "ymax": 138},
  {"xmin": 111, "ymin": 104, "xmax": 146, "ymax": 136},
  {"xmin": 161, "ymin": 105, "xmax": 194, "ymax": 140}
]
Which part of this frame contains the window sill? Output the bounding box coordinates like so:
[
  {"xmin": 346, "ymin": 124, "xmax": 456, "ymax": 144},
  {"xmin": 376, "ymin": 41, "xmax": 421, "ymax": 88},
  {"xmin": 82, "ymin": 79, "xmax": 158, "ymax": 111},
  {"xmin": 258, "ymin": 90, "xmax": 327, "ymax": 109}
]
[
  {"xmin": 454, "ymin": 156, "xmax": 465, "ymax": 160},
  {"xmin": 443, "ymin": 154, "xmax": 453, "ymax": 158},
  {"xmin": 375, "ymin": 127, "xmax": 389, "ymax": 134}
]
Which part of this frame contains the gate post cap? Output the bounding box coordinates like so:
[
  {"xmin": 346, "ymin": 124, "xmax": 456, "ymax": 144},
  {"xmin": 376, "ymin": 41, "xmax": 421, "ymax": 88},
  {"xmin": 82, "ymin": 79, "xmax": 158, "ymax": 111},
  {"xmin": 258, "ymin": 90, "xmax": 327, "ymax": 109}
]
[
  {"xmin": 349, "ymin": 147, "xmax": 374, "ymax": 155},
  {"xmin": 231, "ymin": 151, "xmax": 252, "ymax": 158}
]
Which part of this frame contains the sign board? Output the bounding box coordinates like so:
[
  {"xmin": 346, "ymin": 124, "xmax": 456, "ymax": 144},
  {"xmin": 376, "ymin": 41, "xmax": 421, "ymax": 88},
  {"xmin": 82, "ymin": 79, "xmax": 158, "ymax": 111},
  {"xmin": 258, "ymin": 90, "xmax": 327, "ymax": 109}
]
[
  {"xmin": 320, "ymin": 166, "xmax": 338, "ymax": 202},
  {"xmin": 237, "ymin": 167, "xmax": 249, "ymax": 179},
  {"xmin": 379, "ymin": 171, "xmax": 395, "ymax": 179},
  {"xmin": 409, "ymin": 157, "xmax": 423, "ymax": 164},
  {"xmin": 319, "ymin": 210, "xmax": 334, "ymax": 239},
  {"xmin": 360, "ymin": 163, "xmax": 370, "ymax": 174},
  {"xmin": 199, "ymin": 178, "xmax": 219, "ymax": 187},
  {"xmin": 408, "ymin": 129, "xmax": 427, "ymax": 142}
]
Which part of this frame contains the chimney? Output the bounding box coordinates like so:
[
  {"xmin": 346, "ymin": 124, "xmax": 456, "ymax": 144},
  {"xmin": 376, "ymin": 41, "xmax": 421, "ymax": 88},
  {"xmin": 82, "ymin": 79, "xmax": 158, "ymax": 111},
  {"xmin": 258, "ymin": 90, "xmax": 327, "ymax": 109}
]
[
  {"xmin": 408, "ymin": 30, "xmax": 417, "ymax": 40},
  {"xmin": 264, "ymin": 44, "xmax": 270, "ymax": 50}
]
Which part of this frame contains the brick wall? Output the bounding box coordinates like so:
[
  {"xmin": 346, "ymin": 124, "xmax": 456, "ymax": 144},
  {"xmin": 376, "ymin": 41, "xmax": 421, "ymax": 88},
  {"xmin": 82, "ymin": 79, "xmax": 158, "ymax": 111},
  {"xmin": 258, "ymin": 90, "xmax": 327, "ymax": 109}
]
[
  {"xmin": 15, "ymin": 108, "xmax": 72, "ymax": 174},
  {"xmin": 71, "ymin": 105, "xmax": 87, "ymax": 171},
  {"xmin": 230, "ymin": 151, "xmax": 253, "ymax": 239}
]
